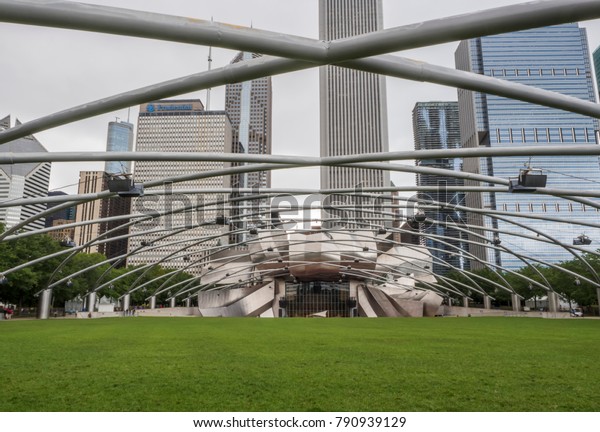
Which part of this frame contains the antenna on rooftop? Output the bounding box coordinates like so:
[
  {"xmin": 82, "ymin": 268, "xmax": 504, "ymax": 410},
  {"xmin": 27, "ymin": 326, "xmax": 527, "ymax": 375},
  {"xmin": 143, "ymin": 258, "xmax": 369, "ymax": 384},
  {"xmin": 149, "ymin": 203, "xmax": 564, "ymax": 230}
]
[
  {"xmin": 206, "ymin": 17, "xmax": 214, "ymax": 111},
  {"xmin": 127, "ymin": 107, "xmax": 131, "ymax": 123}
]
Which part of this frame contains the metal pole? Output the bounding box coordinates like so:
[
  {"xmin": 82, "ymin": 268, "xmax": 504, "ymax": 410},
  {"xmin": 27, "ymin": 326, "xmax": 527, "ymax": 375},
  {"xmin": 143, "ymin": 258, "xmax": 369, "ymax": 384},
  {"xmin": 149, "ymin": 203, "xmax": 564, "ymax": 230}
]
[
  {"xmin": 511, "ymin": 293, "xmax": 521, "ymax": 312},
  {"xmin": 1, "ymin": 0, "xmax": 599, "ymax": 63},
  {"xmin": 87, "ymin": 292, "xmax": 97, "ymax": 313},
  {"xmin": 122, "ymin": 293, "xmax": 131, "ymax": 315},
  {"xmin": 37, "ymin": 289, "xmax": 52, "ymax": 319}
]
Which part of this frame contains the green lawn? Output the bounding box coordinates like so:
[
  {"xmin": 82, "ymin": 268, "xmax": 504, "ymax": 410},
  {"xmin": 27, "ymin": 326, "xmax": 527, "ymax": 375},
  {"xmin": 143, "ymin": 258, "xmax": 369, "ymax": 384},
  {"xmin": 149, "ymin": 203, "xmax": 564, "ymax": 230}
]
[{"xmin": 0, "ymin": 317, "xmax": 598, "ymax": 411}]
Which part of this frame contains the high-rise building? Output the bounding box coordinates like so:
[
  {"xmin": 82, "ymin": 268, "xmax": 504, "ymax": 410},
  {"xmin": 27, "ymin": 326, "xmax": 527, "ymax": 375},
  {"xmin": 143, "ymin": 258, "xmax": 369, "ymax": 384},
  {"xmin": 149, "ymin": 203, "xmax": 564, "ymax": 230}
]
[
  {"xmin": 413, "ymin": 102, "xmax": 470, "ymax": 275},
  {"xmin": 0, "ymin": 115, "xmax": 51, "ymax": 231},
  {"xmin": 45, "ymin": 191, "xmax": 77, "ymax": 243},
  {"xmin": 73, "ymin": 171, "xmax": 131, "ymax": 263},
  {"xmin": 592, "ymin": 45, "xmax": 600, "ymax": 99},
  {"xmin": 73, "ymin": 171, "xmax": 106, "ymax": 253},
  {"xmin": 127, "ymin": 100, "xmax": 233, "ymax": 274},
  {"xmin": 225, "ymin": 52, "xmax": 272, "ymax": 191},
  {"xmin": 105, "ymin": 120, "xmax": 134, "ymax": 175},
  {"xmin": 319, "ymin": 0, "xmax": 390, "ymax": 228},
  {"xmin": 45, "ymin": 191, "xmax": 76, "ymax": 227},
  {"xmin": 225, "ymin": 52, "xmax": 272, "ymax": 238},
  {"xmin": 456, "ymin": 24, "xmax": 600, "ymax": 269}
]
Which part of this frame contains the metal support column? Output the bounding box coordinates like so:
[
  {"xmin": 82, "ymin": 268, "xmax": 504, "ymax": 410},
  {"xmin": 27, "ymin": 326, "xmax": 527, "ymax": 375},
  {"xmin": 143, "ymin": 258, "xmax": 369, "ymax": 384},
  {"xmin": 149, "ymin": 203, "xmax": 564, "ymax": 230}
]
[
  {"xmin": 169, "ymin": 298, "xmax": 176, "ymax": 308},
  {"xmin": 37, "ymin": 288, "xmax": 53, "ymax": 319},
  {"xmin": 185, "ymin": 298, "xmax": 191, "ymax": 308},
  {"xmin": 483, "ymin": 295, "xmax": 492, "ymax": 310},
  {"xmin": 548, "ymin": 291, "xmax": 559, "ymax": 313},
  {"xmin": 150, "ymin": 296, "xmax": 156, "ymax": 309},
  {"xmin": 87, "ymin": 292, "xmax": 97, "ymax": 313},
  {"xmin": 463, "ymin": 297, "xmax": 469, "ymax": 309},
  {"xmin": 511, "ymin": 293, "xmax": 521, "ymax": 312},
  {"xmin": 122, "ymin": 293, "xmax": 131, "ymax": 314}
]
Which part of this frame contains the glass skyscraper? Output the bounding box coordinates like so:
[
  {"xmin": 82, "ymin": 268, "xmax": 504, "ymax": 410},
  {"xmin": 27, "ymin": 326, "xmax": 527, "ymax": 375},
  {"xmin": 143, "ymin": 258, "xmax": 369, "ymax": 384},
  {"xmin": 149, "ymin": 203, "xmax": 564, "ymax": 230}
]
[
  {"xmin": 593, "ymin": 45, "xmax": 600, "ymax": 99},
  {"xmin": 105, "ymin": 120, "xmax": 134, "ymax": 175},
  {"xmin": 456, "ymin": 24, "xmax": 600, "ymax": 270},
  {"xmin": 413, "ymin": 102, "xmax": 470, "ymax": 275}
]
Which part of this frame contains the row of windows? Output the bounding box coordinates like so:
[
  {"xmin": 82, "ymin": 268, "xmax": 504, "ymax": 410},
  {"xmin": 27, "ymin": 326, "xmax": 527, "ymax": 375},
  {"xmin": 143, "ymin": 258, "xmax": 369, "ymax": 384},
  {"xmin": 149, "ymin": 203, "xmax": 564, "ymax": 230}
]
[
  {"xmin": 500, "ymin": 202, "xmax": 598, "ymax": 213},
  {"xmin": 488, "ymin": 67, "xmax": 587, "ymax": 77},
  {"xmin": 494, "ymin": 127, "xmax": 596, "ymax": 144}
]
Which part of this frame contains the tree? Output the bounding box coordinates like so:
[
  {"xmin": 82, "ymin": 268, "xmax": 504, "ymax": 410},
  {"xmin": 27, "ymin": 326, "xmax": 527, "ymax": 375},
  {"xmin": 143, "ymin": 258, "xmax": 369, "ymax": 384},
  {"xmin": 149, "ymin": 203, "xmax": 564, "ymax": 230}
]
[
  {"xmin": 505, "ymin": 264, "xmax": 548, "ymax": 309},
  {"xmin": 0, "ymin": 223, "xmax": 63, "ymax": 307}
]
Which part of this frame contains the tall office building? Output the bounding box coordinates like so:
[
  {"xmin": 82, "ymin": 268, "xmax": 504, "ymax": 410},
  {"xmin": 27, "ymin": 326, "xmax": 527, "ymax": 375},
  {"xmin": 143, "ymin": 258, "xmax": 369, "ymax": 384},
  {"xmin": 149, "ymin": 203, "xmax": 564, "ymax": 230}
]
[
  {"xmin": 73, "ymin": 171, "xmax": 131, "ymax": 264},
  {"xmin": 45, "ymin": 191, "xmax": 77, "ymax": 243},
  {"xmin": 105, "ymin": 120, "xmax": 134, "ymax": 175},
  {"xmin": 319, "ymin": 0, "xmax": 390, "ymax": 228},
  {"xmin": 74, "ymin": 171, "xmax": 108, "ymax": 254},
  {"xmin": 413, "ymin": 102, "xmax": 470, "ymax": 275},
  {"xmin": 225, "ymin": 52, "xmax": 272, "ymax": 191},
  {"xmin": 456, "ymin": 24, "xmax": 600, "ymax": 269},
  {"xmin": 45, "ymin": 191, "xmax": 76, "ymax": 227},
  {"xmin": 0, "ymin": 115, "xmax": 51, "ymax": 231},
  {"xmin": 225, "ymin": 52, "xmax": 272, "ymax": 238},
  {"xmin": 592, "ymin": 45, "xmax": 600, "ymax": 99},
  {"xmin": 127, "ymin": 100, "xmax": 233, "ymax": 274}
]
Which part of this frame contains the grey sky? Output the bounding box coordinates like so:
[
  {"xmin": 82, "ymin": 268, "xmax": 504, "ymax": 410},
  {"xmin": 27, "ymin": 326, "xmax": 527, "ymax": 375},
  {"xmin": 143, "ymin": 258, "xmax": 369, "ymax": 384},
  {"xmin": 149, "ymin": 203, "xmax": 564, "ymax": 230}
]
[{"xmin": 2, "ymin": 0, "xmax": 600, "ymax": 195}]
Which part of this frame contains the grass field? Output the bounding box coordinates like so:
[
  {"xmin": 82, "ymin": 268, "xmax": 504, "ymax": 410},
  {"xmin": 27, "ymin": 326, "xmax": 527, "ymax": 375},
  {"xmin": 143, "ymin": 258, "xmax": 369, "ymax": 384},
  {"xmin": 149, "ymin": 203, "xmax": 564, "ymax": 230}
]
[{"xmin": 0, "ymin": 317, "xmax": 598, "ymax": 412}]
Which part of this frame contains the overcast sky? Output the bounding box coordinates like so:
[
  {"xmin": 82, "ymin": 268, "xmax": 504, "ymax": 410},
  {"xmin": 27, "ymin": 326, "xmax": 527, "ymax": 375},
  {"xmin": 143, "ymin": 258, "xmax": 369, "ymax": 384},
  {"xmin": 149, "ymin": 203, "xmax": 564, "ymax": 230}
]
[{"xmin": 2, "ymin": 0, "xmax": 600, "ymax": 195}]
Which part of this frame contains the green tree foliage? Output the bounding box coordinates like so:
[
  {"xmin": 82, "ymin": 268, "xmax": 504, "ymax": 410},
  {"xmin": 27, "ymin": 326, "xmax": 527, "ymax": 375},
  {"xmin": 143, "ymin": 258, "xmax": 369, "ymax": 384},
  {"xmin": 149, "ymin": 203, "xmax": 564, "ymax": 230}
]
[
  {"xmin": 0, "ymin": 223, "xmax": 195, "ymax": 308},
  {"xmin": 440, "ymin": 253, "xmax": 599, "ymax": 311},
  {"xmin": 0, "ymin": 223, "xmax": 63, "ymax": 307},
  {"xmin": 503, "ymin": 264, "xmax": 548, "ymax": 305}
]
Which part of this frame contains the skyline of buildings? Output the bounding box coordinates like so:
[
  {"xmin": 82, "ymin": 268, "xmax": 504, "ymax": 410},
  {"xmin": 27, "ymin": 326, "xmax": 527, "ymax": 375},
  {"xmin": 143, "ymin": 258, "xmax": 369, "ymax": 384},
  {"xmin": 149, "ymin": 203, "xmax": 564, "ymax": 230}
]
[
  {"xmin": 456, "ymin": 23, "xmax": 600, "ymax": 270},
  {"xmin": 4, "ymin": 17, "xmax": 600, "ymax": 276}
]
